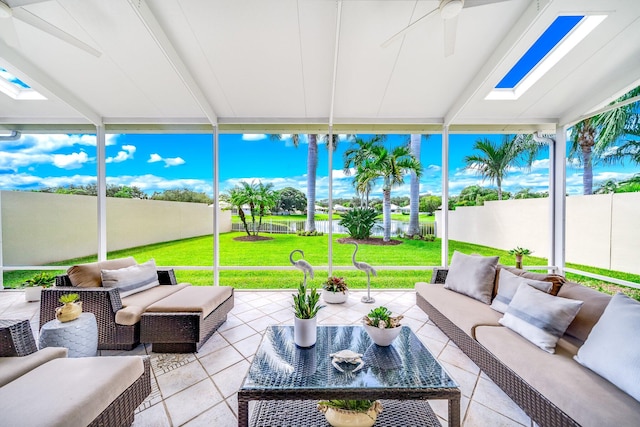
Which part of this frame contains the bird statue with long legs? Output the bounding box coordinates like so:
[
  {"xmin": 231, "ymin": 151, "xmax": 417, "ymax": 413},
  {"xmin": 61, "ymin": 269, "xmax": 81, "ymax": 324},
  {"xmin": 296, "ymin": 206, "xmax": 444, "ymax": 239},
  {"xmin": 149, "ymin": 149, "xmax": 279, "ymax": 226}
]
[
  {"xmin": 350, "ymin": 242, "xmax": 376, "ymax": 303},
  {"xmin": 289, "ymin": 249, "xmax": 314, "ymax": 288}
]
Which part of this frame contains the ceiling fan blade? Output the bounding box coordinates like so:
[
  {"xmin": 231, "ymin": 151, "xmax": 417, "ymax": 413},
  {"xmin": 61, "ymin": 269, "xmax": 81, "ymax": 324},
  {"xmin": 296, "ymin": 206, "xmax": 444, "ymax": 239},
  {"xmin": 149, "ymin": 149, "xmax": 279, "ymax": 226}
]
[
  {"xmin": 4, "ymin": 0, "xmax": 48, "ymax": 7},
  {"xmin": 443, "ymin": 15, "xmax": 458, "ymax": 57},
  {"xmin": 12, "ymin": 7, "xmax": 101, "ymax": 57},
  {"xmin": 462, "ymin": 0, "xmax": 512, "ymax": 9},
  {"xmin": 381, "ymin": 7, "xmax": 438, "ymax": 48},
  {"xmin": 0, "ymin": 16, "xmax": 20, "ymax": 47}
]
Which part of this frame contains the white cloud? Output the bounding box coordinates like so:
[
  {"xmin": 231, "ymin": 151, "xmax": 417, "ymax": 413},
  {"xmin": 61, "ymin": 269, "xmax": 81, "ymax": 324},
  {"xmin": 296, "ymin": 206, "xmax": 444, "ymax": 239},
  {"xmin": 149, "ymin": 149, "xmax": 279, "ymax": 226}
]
[
  {"xmin": 106, "ymin": 145, "xmax": 136, "ymax": 163},
  {"xmin": 148, "ymin": 153, "xmax": 184, "ymax": 167},
  {"xmin": 242, "ymin": 134, "xmax": 267, "ymax": 141},
  {"xmin": 52, "ymin": 151, "xmax": 91, "ymax": 169}
]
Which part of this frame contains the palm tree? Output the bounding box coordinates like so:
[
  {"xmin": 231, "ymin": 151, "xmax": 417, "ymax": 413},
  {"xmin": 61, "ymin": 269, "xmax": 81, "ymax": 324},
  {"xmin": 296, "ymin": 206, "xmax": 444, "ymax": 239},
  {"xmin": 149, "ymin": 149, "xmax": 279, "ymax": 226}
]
[
  {"xmin": 407, "ymin": 134, "xmax": 425, "ymax": 236},
  {"xmin": 361, "ymin": 144, "xmax": 422, "ymax": 242},
  {"xmin": 570, "ymin": 86, "xmax": 640, "ymax": 195},
  {"xmin": 343, "ymin": 135, "xmax": 385, "ymax": 208},
  {"xmin": 464, "ymin": 136, "xmax": 521, "ymax": 200},
  {"xmin": 227, "ymin": 181, "xmax": 276, "ymax": 236}
]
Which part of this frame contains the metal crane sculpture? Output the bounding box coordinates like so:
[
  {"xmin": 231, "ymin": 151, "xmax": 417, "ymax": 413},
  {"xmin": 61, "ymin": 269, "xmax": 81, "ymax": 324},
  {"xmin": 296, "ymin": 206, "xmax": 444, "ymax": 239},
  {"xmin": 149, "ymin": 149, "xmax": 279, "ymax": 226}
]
[
  {"xmin": 289, "ymin": 249, "xmax": 314, "ymax": 288},
  {"xmin": 350, "ymin": 242, "xmax": 377, "ymax": 303}
]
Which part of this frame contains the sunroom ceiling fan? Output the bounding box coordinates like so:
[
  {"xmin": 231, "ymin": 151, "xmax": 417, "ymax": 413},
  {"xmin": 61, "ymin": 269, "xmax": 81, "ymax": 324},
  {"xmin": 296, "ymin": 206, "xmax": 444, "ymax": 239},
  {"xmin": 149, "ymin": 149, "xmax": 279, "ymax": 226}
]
[
  {"xmin": 0, "ymin": 0, "xmax": 101, "ymax": 57},
  {"xmin": 381, "ymin": 0, "xmax": 510, "ymax": 56}
]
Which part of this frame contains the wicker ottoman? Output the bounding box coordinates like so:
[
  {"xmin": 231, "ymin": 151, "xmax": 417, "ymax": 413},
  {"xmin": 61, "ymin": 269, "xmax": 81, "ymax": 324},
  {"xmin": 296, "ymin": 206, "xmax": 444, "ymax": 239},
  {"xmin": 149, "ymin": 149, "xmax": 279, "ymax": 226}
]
[
  {"xmin": 140, "ymin": 286, "xmax": 234, "ymax": 353},
  {"xmin": 0, "ymin": 319, "xmax": 38, "ymax": 356}
]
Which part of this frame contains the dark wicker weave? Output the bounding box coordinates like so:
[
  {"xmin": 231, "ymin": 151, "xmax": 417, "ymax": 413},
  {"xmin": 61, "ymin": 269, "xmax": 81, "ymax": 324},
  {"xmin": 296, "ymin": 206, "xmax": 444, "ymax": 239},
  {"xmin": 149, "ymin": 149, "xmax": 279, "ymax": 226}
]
[
  {"xmin": 249, "ymin": 399, "xmax": 441, "ymax": 427},
  {"xmin": 41, "ymin": 270, "xmax": 178, "ymax": 350},
  {"xmin": 420, "ymin": 268, "xmax": 580, "ymax": 427},
  {"xmin": 0, "ymin": 318, "xmax": 38, "ymax": 356},
  {"xmin": 140, "ymin": 290, "xmax": 234, "ymax": 353},
  {"xmin": 88, "ymin": 357, "xmax": 151, "ymax": 427}
]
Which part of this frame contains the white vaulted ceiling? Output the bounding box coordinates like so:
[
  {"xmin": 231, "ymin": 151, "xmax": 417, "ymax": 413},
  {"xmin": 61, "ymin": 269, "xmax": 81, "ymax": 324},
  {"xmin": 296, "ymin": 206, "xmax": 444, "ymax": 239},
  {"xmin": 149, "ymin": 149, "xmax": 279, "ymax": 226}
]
[{"xmin": 1, "ymin": 0, "xmax": 639, "ymax": 133}]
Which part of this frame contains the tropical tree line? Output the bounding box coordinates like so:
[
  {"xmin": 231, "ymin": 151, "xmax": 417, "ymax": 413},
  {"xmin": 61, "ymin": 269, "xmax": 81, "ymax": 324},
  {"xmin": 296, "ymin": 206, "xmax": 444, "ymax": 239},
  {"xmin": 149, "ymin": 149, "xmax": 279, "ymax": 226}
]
[{"xmin": 35, "ymin": 184, "xmax": 213, "ymax": 203}]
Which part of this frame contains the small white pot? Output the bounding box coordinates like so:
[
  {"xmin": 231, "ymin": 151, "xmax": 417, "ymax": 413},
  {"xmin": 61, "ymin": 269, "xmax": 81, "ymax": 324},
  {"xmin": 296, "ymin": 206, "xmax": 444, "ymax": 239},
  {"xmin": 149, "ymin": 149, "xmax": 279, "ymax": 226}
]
[
  {"xmin": 322, "ymin": 289, "xmax": 349, "ymax": 304},
  {"xmin": 364, "ymin": 324, "xmax": 402, "ymax": 347},
  {"xmin": 24, "ymin": 286, "xmax": 43, "ymax": 302},
  {"xmin": 294, "ymin": 316, "xmax": 317, "ymax": 348}
]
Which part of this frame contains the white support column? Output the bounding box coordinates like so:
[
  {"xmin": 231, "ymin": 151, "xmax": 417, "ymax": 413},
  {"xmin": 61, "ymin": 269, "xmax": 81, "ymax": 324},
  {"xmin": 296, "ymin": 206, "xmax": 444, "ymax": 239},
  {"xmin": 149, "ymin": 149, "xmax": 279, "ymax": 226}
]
[
  {"xmin": 441, "ymin": 126, "xmax": 450, "ymax": 267},
  {"xmin": 213, "ymin": 126, "xmax": 220, "ymax": 286},
  {"xmin": 327, "ymin": 126, "xmax": 334, "ymax": 277},
  {"xmin": 550, "ymin": 127, "xmax": 567, "ymax": 273},
  {"xmin": 96, "ymin": 126, "xmax": 107, "ymax": 261},
  {"xmin": 0, "ymin": 190, "xmax": 3, "ymax": 289}
]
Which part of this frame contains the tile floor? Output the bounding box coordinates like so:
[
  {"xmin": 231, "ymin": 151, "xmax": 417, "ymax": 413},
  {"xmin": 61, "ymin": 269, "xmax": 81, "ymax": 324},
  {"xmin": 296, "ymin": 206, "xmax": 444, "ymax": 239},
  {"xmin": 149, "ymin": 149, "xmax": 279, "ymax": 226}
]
[{"xmin": 0, "ymin": 289, "xmax": 534, "ymax": 426}]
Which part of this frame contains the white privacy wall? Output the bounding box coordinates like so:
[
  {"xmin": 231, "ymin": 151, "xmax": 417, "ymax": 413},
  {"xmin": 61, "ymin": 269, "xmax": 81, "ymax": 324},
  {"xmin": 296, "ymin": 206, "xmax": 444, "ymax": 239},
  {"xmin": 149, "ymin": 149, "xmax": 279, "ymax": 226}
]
[
  {"xmin": 436, "ymin": 193, "xmax": 640, "ymax": 275},
  {"xmin": 1, "ymin": 191, "xmax": 231, "ymax": 265}
]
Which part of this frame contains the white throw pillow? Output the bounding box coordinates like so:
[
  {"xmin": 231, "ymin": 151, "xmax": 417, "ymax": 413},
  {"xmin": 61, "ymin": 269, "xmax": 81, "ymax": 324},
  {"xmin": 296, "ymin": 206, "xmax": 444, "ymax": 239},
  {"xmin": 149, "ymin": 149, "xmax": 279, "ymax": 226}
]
[
  {"xmin": 101, "ymin": 259, "xmax": 159, "ymax": 297},
  {"xmin": 499, "ymin": 283, "xmax": 583, "ymax": 353},
  {"xmin": 574, "ymin": 293, "xmax": 640, "ymax": 402},
  {"xmin": 490, "ymin": 269, "xmax": 552, "ymax": 313},
  {"xmin": 444, "ymin": 251, "xmax": 499, "ymax": 304}
]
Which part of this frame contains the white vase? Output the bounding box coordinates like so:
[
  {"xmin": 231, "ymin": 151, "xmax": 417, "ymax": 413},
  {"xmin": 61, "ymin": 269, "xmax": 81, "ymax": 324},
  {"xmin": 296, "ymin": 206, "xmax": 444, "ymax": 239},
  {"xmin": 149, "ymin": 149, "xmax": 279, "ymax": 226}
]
[
  {"xmin": 294, "ymin": 316, "xmax": 317, "ymax": 348},
  {"xmin": 364, "ymin": 324, "xmax": 402, "ymax": 347},
  {"xmin": 24, "ymin": 286, "xmax": 43, "ymax": 302},
  {"xmin": 323, "ymin": 289, "xmax": 349, "ymax": 304}
]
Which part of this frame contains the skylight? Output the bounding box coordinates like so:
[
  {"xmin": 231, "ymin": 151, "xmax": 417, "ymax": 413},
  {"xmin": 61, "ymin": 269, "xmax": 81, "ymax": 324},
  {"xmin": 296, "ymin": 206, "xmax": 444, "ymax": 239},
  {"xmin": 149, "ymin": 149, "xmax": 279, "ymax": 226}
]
[
  {"xmin": 486, "ymin": 15, "xmax": 607, "ymax": 101},
  {"xmin": 0, "ymin": 67, "xmax": 46, "ymax": 100}
]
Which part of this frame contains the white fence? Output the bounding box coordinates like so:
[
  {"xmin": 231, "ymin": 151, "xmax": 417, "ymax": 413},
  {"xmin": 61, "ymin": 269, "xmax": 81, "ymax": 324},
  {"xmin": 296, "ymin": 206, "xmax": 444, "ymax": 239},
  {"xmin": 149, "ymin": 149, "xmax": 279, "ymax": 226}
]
[
  {"xmin": 1, "ymin": 191, "xmax": 231, "ymax": 266},
  {"xmin": 435, "ymin": 192, "xmax": 640, "ymax": 275},
  {"xmin": 231, "ymin": 219, "xmax": 436, "ymax": 236}
]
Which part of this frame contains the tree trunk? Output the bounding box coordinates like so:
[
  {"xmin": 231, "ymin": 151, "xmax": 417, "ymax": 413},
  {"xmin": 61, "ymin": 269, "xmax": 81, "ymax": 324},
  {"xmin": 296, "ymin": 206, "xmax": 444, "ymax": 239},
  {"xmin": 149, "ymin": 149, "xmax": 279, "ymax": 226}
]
[
  {"xmin": 408, "ymin": 134, "xmax": 421, "ymax": 236},
  {"xmin": 580, "ymin": 120, "xmax": 596, "ymax": 195},
  {"xmin": 497, "ymin": 177, "xmax": 502, "ymax": 201},
  {"xmin": 238, "ymin": 208, "xmax": 250, "ymax": 236},
  {"xmin": 383, "ymin": 188, "xmax": 391, "ymax": 242},
  {"xmin": 306, "ymin": 134, "xmax": 318, "ymax": 232}
]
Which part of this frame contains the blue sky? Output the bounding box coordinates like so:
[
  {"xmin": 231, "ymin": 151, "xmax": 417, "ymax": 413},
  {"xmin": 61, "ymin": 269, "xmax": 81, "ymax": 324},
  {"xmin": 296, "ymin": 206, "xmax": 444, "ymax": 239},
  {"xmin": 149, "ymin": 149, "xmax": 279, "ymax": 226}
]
[{"xmin": 0, "ymin": 132, "xmax": 637, "ymax": 199}]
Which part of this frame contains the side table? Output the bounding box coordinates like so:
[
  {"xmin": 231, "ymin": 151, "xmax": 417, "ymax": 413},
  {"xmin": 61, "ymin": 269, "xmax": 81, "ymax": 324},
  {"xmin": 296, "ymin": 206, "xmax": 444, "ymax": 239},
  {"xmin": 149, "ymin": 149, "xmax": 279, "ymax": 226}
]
[
  {"xmin": 0, "ymin": 319, "xmax": 37, "ymax": 356},
  {"xmin": 39, "ymin": 312, "xmax": 98, "ymax": 357}
]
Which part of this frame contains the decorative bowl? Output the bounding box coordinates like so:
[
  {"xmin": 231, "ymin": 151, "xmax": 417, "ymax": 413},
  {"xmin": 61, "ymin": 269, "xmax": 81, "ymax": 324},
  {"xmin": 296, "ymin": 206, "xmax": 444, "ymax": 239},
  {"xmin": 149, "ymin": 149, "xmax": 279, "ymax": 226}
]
[{"xmin": 363, "ymin": 323, "xmax": 402, "ymax": 347}]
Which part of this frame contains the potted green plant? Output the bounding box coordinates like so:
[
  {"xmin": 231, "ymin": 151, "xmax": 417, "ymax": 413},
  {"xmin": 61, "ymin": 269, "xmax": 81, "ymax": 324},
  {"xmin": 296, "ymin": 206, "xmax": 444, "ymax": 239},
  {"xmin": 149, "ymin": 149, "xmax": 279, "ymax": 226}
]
[
  {"xmin": 508, "ymin": 246, "xmax": 532, "ymax": 269},
  {"xmin": 363, "ymin": 306, "xmax": 404, "ymax": 347},
  {"xmin": 55, "ymin": 293, "xmax": 82, "ymax": 322},
  {"xmin": 322, "ymin": 276, "xmax": 349, "ymax": 304},
  {"xmin": 21, "ymin": 272, "xmax": 55, "ymax": 302},
  {"xmin": 292, "ymin": 282, "xmax": 324, "ymax": 347},
  {"xmin": 317, "ymin": 400, "xmax": 383, "ymax": 427}
]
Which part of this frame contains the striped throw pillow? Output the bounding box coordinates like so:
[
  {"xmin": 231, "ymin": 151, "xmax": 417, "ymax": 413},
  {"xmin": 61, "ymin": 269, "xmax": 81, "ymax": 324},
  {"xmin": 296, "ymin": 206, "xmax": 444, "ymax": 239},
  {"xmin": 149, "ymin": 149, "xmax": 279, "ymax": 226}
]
[{"xmin": 101, "ymin": 259, "xmax": 159, "ymax": 298}]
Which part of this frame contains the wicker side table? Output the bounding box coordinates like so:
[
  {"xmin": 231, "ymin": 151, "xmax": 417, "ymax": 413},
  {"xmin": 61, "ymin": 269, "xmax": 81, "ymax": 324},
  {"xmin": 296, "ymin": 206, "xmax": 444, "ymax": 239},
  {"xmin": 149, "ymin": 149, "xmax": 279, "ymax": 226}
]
[
  {"xmin": 38, "ymin": 312, "xmax": 98, "ymax": 357},
  {"xmin": 0, "ymin": 319, "xmax": 37, "ymax": 356}
]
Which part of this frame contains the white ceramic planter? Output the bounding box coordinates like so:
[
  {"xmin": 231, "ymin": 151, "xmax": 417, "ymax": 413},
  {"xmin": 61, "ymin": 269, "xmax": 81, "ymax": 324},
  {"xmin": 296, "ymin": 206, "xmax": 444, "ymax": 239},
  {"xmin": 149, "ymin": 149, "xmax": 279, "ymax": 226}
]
[
  {"xmin": 364, "ymin": 324, "xmax": 402, "ymax": 347},
  {"xmin": 322, "ymin": 289, "xmax": 349, "ymax": 304},
  {"xmin": 24, "ymin": 286, "xmax": 43, "ymax": 302},
  {"xmin": 294, "ymin": 316, "xmax": 317, "ymax": 348}
]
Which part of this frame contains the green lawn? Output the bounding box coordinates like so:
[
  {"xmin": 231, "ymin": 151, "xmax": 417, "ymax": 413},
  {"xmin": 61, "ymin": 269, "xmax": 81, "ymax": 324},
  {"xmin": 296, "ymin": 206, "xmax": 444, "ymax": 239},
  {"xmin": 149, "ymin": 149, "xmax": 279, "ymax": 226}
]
[{"xmin": 4, "ymin": 232, "xmax": 638, "ymax": 299}]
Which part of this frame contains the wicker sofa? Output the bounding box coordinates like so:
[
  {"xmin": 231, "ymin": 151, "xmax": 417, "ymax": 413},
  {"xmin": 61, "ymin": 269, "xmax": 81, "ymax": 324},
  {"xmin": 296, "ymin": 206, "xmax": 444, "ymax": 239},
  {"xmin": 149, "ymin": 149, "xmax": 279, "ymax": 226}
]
[
  {"xmin": 40, "ymin": 257, "xmax": 234, "ymax": 352},
  {"xmin": 416, "ymin": 262, "xmax": 640, "ymax": 427},
  {"xmin": 0, "ymin": 319, "xmax": 150, "ymax": 427}
]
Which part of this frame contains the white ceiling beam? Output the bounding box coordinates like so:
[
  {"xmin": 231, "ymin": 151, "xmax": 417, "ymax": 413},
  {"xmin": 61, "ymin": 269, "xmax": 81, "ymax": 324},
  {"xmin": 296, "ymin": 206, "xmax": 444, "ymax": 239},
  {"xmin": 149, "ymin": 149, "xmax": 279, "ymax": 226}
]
[
  {"xmin": 443, "ymin": 0, "xmax": 552, "ymax": 126},
  {"xmin": 0, "ymin": 38, "xmax": 102, "ymax": 126},
  {"xmin": 127, "ymin": 0, "xmax": 218, "ymax": 125},
  {"xmin": 328, "ymin": 0, "xmax": 343, "ymax": 127}
]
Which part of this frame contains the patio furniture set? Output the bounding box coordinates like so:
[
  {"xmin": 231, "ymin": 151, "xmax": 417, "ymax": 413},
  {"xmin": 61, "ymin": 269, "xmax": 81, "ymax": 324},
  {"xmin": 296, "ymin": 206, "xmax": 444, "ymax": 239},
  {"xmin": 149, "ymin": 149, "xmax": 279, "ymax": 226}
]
[{"xmin": 416, "ymin": 251, "xmax": 640, "ymax": 427}]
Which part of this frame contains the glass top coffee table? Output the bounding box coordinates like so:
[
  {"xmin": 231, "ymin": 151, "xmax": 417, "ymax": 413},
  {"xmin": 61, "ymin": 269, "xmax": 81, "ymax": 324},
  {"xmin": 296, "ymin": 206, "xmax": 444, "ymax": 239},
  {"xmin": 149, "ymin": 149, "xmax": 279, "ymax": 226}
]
[{"xmin": 238, "ymin": 325, "xmax": 460, "ymax": 426}]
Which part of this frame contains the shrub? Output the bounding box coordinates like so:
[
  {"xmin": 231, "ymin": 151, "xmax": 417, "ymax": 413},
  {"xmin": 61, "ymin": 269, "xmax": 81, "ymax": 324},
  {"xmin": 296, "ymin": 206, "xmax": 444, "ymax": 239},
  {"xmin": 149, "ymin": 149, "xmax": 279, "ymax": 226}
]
[
  {"xmin": 296, "ymin": 230, "xmax": 324, "ymax": 237},
  {"xmin": 338, "ymin": 208, "xmax": 378, "ymax": 239},
  {"xmin": 423, "ymin": 234, "xmax": 435, "ymax": 242}
]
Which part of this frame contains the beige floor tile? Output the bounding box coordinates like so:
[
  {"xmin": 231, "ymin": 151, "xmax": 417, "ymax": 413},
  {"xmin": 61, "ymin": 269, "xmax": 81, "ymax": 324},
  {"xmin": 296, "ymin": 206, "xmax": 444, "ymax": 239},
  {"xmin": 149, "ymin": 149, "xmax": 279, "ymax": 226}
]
[
  {"xmin": 416, "ymin": 322, "xmax": 451, "ymax": 344},
  {"xmin": 232, "ymin": 333, "xmax": 263, "ymax": 358},
  {"xmin": 199, "ymin": 344, "xmax": 244, "ymax": 376},
  {"xmin": 164, "ymin": 379, "xmax": 223, "ymax": 426},
  {"xmin": 464, "ymin": 401, "xmax": 528, "ymax": 427},
  {"xmin": 156, "ymin": 359, "xmax": 209, "ymax": 398},
  {"xmin": 234, "ymin": 308, "xmax": 268, "ymax": 324},
  {"xmin": 132, "ymin": 403, "xmax": 171, "ymax": 427},
  {"xmin": 472, "ymin": 377, "xmax": 530, "ymax": 426},
  {"xmin": 183, "ymin": 401, "xmax": 237, "ymax": 427},
  {"xmin": 245, "ymin": 315, "xmax": 278, "ymax": 333},
  {"xmin": 439, "ymin": 342, "xmax": 481, "ymax": 375},
  {"xmin": 269, "ymin": 307, "xmax": 294, "ymax": 323},
  {"xmin": 195, "ymin": 332, "xmax": 230, "ymax": 357},
  {"xmin": 439, "ymin": 360, "xmax": 480, "ymax": 398},
  {"xmin": 217, "ymin": 314, "xmax": 244, "ymax": 332},
  {"xmin": 219, "ymin": 323, "xmax": 260, "ymax": 344},
  {"xmin": 212, "ymin": 360, "xmax": 250, "ymax": 398}
]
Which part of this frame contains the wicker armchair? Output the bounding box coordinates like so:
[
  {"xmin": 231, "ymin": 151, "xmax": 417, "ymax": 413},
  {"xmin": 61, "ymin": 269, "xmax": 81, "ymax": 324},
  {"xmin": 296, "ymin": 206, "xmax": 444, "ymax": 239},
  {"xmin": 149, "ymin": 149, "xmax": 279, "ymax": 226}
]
[{"xmin": 40, "ymin": 269, "xmax": 178, "ymax": 350}]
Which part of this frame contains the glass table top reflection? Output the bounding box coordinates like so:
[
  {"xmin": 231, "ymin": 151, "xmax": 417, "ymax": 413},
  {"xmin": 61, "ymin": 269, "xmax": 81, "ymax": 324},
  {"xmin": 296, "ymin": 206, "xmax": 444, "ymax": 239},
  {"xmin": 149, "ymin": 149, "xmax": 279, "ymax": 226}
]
[{"xmin": 241, "ymin": 325, "xmax": 458, "ymax": 392}]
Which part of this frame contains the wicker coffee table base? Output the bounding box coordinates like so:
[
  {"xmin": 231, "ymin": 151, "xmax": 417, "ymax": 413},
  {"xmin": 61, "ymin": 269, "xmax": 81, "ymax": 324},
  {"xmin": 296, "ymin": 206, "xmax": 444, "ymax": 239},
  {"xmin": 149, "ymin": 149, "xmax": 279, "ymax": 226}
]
[{"xmin": 249, "ymin": 399, "xmax": 441, "ymax": 427}]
